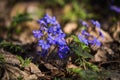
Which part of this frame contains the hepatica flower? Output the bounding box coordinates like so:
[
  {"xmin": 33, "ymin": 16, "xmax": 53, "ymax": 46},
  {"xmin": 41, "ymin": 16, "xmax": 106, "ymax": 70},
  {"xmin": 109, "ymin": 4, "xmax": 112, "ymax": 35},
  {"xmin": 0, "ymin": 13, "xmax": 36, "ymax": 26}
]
[
  {"xmin": 78, "ymin": 20, "xmax": 104, "ymax": 47},
  {"xmin": 38, "ymin": 40, "xmax": 50, "ymax": 50},
  {"xmin": 58, "ymin": 45, "xmax": 69, "ymax": 59},
  {"xmin": 33, "ymin": 14, "xmax": 69, "ymax": 58},
  {"xmin": 89, "ymin": 37, "xmax": 101, "ymax": 47},
  {"xmin": 78, "ymin": 34, "xmax": 89, "ymax": 45},
  {"xmin": 91, "ymin": 20, "xmax": 101, "ymax": 28},
  {"xmin": 80, "ymin": 20, "xmax": 89, "ymax": 27},
  {"xmin": 33, "ymin": 30, "xmax": 43, "ymax": 38},
  {"xmin": 81, "ymin": 30, "xmax": 90, "ymax": 36},
  {"xmin": 110, "ymin": 5, "xmax": 120, "ymax": 13},
  {"xmin": 91, "ymin": 20, "xmax": 104, "ymax": 39}
]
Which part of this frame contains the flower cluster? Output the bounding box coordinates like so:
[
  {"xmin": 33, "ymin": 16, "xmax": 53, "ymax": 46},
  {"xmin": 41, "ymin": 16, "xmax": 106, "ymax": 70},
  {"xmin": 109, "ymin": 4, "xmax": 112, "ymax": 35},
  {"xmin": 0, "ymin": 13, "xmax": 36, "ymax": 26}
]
[
  {"xmin": 78, "ymin": 20, "xmax": 104, "ymax": 47},
  {"xmin": 33, "ymin": 14, "xmax": 69, "ymax": 58}
]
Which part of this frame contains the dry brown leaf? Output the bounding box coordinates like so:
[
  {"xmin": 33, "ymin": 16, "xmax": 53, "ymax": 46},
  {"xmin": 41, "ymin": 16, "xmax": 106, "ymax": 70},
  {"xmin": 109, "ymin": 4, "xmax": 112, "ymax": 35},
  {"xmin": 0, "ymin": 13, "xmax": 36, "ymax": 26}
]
[
  {"xmin": 66, "ymin": 62, "xmax": 79, "ymax": 69},
  {"xmin": 64, "ymin": 22, "xmax": 78, "ymax": 34},
  {"xmin": 0, "ymin": 64, "xmax": 28, "ymax": 80},
  {"xmin": 0, "ymin": 49, "xmax": 20, "ymax": 65},
  {"xmin": 44, "ymin": 63, "xmax": 58, "ymax": 70},
  {"xmin": 92, "ymin": 46, "xmax": 114, "ymax": 62},
  {"xmin": 16, "ymin": 31, "xmax": 35, "ymax": 44},
  {"xmin": 90, "ymin": 29, "xmax": 113, "ymax": 43},
  {"xmin": 98, "ymin": 29, "xmax": 113, "ymax": 43},
  {"xmin": 10, "ymin": 2, "xmax": 40, "ymax": 18},
  {"xmin": 24, "ymin": 63, "xmax": 44, "ymax": 77},
  {"xmin": 0, "ymin": 49, "xmax": 44, "ymax": 80},
  {"xmin": 113, "ymin": 22, "xmax": 120, "ymax": 42}
]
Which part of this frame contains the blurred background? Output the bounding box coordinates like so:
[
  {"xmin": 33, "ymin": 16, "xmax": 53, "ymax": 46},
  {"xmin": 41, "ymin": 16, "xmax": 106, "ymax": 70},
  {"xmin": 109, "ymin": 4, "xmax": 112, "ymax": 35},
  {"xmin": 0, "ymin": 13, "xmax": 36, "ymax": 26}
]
[
  {"xmin": 0, "ymin": 0, "xmax": 120, "ymax": 44},
  {"xmin": 0, "ymin": 0, "xmax": 120, "ymax": 80}
]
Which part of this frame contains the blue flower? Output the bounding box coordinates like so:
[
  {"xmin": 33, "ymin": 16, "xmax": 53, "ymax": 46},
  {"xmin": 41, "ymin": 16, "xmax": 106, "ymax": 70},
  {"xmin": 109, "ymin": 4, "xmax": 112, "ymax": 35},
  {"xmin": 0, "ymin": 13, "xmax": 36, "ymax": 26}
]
[
  {"xmin": 99, "ymin": 31, "xmax": 104, "ymax": 39},
  {"xmin": 58, "ymin": 45, "xmax": 69, "ymax": 58},
  {"xmin": 44, "ymin": 14, "xmax": 52, "ymax": 23},
  {"xmin": 80, "ymin": 20, "xmax": 89, "ymax": 27},
  {"xmin": 33, "ymin": 30, "xmax": 43, "ymax": 38},
  {"xmin": 44, "ymin": 14, "xmax": 58, "ymax": 25},
  {"xmin": 55, "ymin": 37, "xmax": 66, "ymax": 46},
  {"xmin": 91, "ymin": 20, "xmax": 104, "ymax": 39},
  {"xmin": 38, "ymin": 50, "xmax": 48, "ymax": 57},
  {"xmin": 38, "ymin": 40, "xmax": 50, "ymax": 50},
  {"xmin": 78, "ymin": 34, "xmax": 89, "ymax": 45},
  {"xmin": 89, "ymin": 37, "xmax": 101, "ymax": 46},
  {"xmin": 78, "ymin": 20, "xmax": 103, "ymax": 47},
  {"xmin": 37, "ymin": 14, "xmax": 57, "ymax": 28},
  {"xmin": 81, "ymin": 30, "xmax": 90, "ymax": 36},
  {"xmin": 91, "ymin": 20, "xmax": 101, "ymax": 28},
  {"xmin": 47, "ymin": 34, "xmax": 56, "ymax": 44},
  {"xmin": 33, "ymin": 14, "xmax": 69, "ymax": 58},
  {"xmin": 48, "ymin": 26, "xmax": 60, "ymax": 34},
  {"xmin": 55, "ymin": 33, "xmax": 66, "ymax": 46},
  {"xmin": 110, "ymin": 5, "xmax": 120, "ymax": 13},
  {"xmin": 37, "ymin": 19, "xmax": 47, "ymax": 27}
]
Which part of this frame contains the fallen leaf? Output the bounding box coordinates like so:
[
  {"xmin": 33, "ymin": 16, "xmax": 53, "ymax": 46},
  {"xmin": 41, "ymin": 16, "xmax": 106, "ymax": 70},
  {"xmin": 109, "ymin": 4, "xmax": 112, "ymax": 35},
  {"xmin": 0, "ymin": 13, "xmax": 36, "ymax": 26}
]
[
  {"xmin": 91, "ymin": 46, "xmax": 114, "ymax": 62},
  {"xmin": 64, "ymin": 22, "xmax": 77, "ymax": 34}
]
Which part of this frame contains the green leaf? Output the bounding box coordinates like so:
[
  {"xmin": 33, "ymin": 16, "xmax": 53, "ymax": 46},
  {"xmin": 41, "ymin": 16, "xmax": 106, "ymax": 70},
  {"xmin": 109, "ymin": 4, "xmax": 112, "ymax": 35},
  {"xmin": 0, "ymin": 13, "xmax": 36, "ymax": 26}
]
[
  {"xmin": 17, "ymin": 56, "xmax": 24, "ymax": 65},
  {"xmin": 17, "ymin": 56, "xmax": 31, "ymax": 68},
  {"xmin": 23, "ymin": 58, "xmax": 31, "ymax": 67},
  {"xmin": 72, "ymin": 35, "xmax": 80, "ymax": 43},
  {"xmin": 68, "ymin": 68, "xmax": 101, "ymax": 80},
  {"xmin": 74, "ymin": 47, "xmax": 93, "ymax": 58},
  {"xmin": 86, "ymin": 62, "xmax": 99, "ymax": 72},
  {"xmin": 0, "ymin": 54, "xmax": 5, "ymax": 63},
  {"xmin": 11, "ymin": 13, "xmax": 32, "ymax": 26},
  {"xmin": 67, "ymin": 68, "xmax": 82, "ymax": 73}
]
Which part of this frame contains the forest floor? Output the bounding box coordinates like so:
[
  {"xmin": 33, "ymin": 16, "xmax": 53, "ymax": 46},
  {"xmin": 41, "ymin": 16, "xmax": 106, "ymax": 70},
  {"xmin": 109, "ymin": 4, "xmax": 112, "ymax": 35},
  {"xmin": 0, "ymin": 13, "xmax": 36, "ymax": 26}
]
[{"xmin": 0, "ymin": 0, "xmax": 120, "ymax": 80}]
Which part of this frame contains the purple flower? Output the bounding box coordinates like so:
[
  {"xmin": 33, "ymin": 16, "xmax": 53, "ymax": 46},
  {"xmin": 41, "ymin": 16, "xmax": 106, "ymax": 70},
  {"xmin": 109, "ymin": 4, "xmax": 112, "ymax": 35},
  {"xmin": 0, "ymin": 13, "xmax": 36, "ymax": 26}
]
[
  {"xmin": 47, "ymin": 34, "xmax": 56, "ymax": 44},
  {"xmin": 38, "ymin": 50, "xmax": 48, "ymax": 57},
  {"xmin": 48, "ymin": 25, "xmax": 61, "ymax": 34},
  {"xmin": 55, "ymin": 36, "xmax": 66, "ymax": 46},
  {"xmin": 78, "ymin": 20, "xmax": 103, "ymax": 47},
  {"xmin": 91, "ymin": 20, "xmax": 104, "ymax": 39},
  {"xmin": 89, "ymin": 37, "xmax": 101, "ymax": 46},
  {"xmin": 81, "ymin": 30, "xmax": 90, "ymax": 36},
  {"xmin": 33, "ymin": 30, "xmax": 43, "ymax": 38},
  {"xmin": 110, "ymin": 5, "xmax": 120, "ymax": 13},
  {"xmin": 77, "ymin": 33, "xmax": 101, "ymax": 46},
  {"xmin": 91, "ymin": 20, "xmax": 101, "ymax": 28},
  {"xmin": 58, "ymin": 46, "xmax": 69, "ymax": 58},
  {"xmin": 80, "ymin": 20, "xmax": 89, "ymax": 27},
  {"xmin": 33, "ymin": 14, "xmax": 69, "ymax": 58},
  {"xmin": 37, "ymin": 18, "xmax": 48, "ymax": 27},
  {"xmin": 78, "ymin": 34, "xmax": 89, "ymax": 45},
  {"xmin": 44, "ymin": 14, "xmax": 52, "ymax": 23},
  {"xmin": 44, "ymin": 14, "xmax": 58, "ymax": 25},
  {"xmin": 38, "ymin": 40, "xmax": 50, "ymax": 50},
  {"xmin": 99, "ymin": 31, "xmax": 104, "ymax": 39}
]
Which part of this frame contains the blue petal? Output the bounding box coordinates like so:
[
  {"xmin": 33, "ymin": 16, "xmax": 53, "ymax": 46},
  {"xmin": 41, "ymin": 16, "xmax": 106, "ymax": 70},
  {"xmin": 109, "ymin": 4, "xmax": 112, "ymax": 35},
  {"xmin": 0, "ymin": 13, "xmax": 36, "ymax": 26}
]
[
  {"xmin": 55, "ymin": 36, "xmax": 66, "ymax": 46},
  {"xmin": 91, "ymin": 20, "xmax": 101, "ymax": 28},
  {"xmin": 33, "ymin": 30, "xmax": 43, "ymax": 38},
  {"xmin": 58, "ymin": 46, "xmax": 69, "ymax": 58},
  {"xmin": 99, "ymin": 31, "xmax": 104, "ymax": 39},
  {"xmin": 78, "ymin": 34, "xmax": 88, "ymax": 45},
  {"xmin": 82, "ymin": 30, "xmax": 90, "ymax": 36},
  {"xmin": 38, "ymin": 40, "xmax": 50, "ymax": 50},
  {"xmin": 37, "ymin": 19, "xmax": 47, "ymax": 26},
  {"xmin": 89, "ymin": 38, "xmax": 101, "ymax": 46},
  {"xmin": 80, "ymin": 20, "xmax": 89, "ymax": 27},
  {"xmin": 47, "ymin": 34, "xmax": 56, "ymax": 44},
  {"xmin": 110, "ymin": 5, "xmax": 120, "ymax": 13}
]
